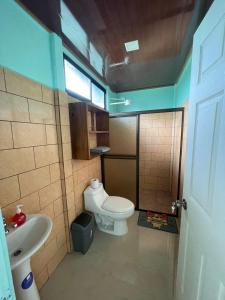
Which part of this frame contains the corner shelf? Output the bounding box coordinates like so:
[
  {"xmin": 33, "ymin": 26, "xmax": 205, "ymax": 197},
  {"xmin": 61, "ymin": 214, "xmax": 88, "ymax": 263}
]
[{"xmin": 69, "ymin": 102, "xmax": 109, "ymax": 160}]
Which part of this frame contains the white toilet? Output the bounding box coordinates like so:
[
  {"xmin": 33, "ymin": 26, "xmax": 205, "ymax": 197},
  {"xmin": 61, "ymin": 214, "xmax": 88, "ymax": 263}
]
[{"xmin": 84, "ymin": 183, "xmax": 134, "ymax": 236}]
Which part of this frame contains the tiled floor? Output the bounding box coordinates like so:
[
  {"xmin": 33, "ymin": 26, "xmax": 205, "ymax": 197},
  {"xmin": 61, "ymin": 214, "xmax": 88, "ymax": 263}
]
[{"xmin": 40, "ymin": 212, "xmax": 179, "ymax": 300}]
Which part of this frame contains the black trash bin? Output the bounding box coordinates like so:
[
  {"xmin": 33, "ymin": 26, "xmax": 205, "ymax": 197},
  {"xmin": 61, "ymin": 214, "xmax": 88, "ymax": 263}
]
[{"xmin": 71, "ymin": 211, "xmax": 96, "ymax": 254}]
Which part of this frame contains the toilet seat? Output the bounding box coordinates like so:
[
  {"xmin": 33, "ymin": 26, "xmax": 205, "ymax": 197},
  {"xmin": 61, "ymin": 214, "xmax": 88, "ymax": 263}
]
[{"xmin": 102, "ymin": 196, "xmax": 134, "ymax": 213}]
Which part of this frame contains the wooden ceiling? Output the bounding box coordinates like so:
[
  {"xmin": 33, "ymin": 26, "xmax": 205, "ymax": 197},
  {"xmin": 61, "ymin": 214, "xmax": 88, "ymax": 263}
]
[
  {"xmin": 19, "ymin": 0, "xmax": 212, "ymax": 92},
  {"xmin": 65, "ymin": 0, "xmax": 212, "ymax": 91}
]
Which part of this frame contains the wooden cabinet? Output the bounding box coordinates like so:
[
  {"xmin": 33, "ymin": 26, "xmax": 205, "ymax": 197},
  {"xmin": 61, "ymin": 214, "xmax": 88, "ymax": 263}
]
[{"xmin": 69, "ymin": 102, "xmax": 109, "ymax": 160}]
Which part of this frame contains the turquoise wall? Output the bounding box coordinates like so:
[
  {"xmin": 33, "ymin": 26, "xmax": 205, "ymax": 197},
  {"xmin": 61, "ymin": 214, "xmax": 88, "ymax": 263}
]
[
  {"xmin": 111, "ymin": 55, "xmax": 192, "ymax": 113},
  {"xmin": 0, "ymin": 0, "xmax": 191, "ymax": 111},
  {"xmin": 0, "ymin": 0, "xmax": 58, "ymax": 89},
  {"xmin": 0, "ymin": 0, "xmax": 108, "ymax": 94},
  {"xmin": 174, "ymin": 56, "xmax": 192, "ymax": 107},
  {"xmin": 114, "ymin": 86, "xmax": 175, "ymax": 113}
]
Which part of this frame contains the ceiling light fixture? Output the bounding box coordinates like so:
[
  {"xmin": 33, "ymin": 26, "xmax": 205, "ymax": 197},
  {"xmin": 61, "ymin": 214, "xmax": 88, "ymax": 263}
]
[{"xmin": 124, "ymin": 40, "xmax": 139, "ymax": 52}]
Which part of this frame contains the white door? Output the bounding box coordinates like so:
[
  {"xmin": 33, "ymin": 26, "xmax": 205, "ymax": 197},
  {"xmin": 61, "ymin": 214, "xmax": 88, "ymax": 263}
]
[{"xmin": 176, "ymin": 1, "xmax": 225, "ymax": 299}]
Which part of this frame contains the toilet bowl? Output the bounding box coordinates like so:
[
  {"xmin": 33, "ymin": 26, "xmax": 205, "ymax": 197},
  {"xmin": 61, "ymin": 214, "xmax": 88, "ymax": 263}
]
[{"xmin": 84, "ymin": 183, "xmax": 134, "ymax": 236}]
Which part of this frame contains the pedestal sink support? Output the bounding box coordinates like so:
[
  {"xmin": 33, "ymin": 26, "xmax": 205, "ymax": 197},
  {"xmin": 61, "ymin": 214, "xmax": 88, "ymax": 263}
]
[{"xmin": 13, "ymin": 259, "xmax": 40, "ymax": 300}]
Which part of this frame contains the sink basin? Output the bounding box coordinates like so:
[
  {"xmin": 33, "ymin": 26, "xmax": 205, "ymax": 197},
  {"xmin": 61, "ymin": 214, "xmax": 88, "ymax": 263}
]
[
  {"xmin": 6, "ymin": 214, "xmax": 52, "ymax": 300},
  {"xmin": 7, "ymin": 214, "xmax": 52, "ymax": 270}
]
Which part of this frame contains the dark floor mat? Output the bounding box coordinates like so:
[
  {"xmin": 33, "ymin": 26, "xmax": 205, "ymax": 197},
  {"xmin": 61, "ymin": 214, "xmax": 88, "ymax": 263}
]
[{"xmin": 138, "ymin": 211, "xmax": 178, "ymax": 234}]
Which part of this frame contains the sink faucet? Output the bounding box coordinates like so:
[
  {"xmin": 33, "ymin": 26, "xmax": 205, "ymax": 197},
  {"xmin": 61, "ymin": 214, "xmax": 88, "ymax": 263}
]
[{"xmin": 3, "ymin": 216, "xmax": 9, "ymax": 234}]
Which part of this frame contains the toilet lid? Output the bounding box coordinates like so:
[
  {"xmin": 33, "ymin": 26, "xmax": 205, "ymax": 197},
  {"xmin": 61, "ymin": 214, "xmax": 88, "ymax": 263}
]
[{"xmin": 102, "ymin": 196, "xmax": 134, "ymax": 213}]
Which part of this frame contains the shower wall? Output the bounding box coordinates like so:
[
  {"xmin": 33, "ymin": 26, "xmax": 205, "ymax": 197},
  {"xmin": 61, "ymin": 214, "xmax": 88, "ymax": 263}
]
[{"xmin": 139, "ymin": 111, "xmax": 182, "ymax": 214}]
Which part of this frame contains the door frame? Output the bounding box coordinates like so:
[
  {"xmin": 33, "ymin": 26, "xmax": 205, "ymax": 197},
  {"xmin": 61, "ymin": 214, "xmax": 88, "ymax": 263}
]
[{"xmin": 102, "ymin": 108, "xmax": 184, "ymax": 215}]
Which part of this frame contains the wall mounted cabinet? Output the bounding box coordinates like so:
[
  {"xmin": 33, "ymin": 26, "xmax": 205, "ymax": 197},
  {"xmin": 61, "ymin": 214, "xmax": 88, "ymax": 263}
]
[{"xmin": 69, "ymin": 102, "xmax": 109, "ymax": 160}]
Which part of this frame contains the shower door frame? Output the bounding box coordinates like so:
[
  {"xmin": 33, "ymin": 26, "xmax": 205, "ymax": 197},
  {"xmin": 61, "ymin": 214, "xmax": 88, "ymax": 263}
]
[
  {"xmin": 102, "ymin": 107, "xmax": 184, "ymax": 216},
  {"xmin": 101, "ymin": 114, "xmax": 140, "ymax": 209}
]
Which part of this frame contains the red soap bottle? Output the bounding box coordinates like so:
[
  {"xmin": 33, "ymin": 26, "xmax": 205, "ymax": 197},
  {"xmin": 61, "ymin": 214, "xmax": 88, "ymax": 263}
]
[{"xmin": 12, "ymin": 205, "xmax": 26, "ymax": 227}]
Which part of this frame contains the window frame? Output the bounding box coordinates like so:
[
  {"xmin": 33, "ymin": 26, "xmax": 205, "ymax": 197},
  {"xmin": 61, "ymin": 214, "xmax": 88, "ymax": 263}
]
[{"xmin": 63, "ymin": 54, "xmax": 106, "ymax": 110}]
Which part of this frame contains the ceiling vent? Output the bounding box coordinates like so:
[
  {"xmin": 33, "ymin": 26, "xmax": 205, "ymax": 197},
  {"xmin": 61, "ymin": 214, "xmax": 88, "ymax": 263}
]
[{"xmin": 124, "ymin": 40, "xmax": 139, "ymax": 52}]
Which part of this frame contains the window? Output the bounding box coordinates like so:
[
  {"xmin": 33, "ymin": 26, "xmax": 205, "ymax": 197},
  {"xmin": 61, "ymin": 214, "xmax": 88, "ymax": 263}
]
[
  {"xmin": 91, "ymin": 83, "xmax": 105, "ymax": 108},
  {"xmin": 64, "ymin": 57, "xmax": 106, "ymax": 109},
  {"xmin": 64, "ymin": 59, "xmax": 91, "ymax": 100},
  {"xmin": 60, "ymin": 0, "xmax": 104, "ymax": 75},
  {"xmin": 61, "ymin": 1, "xmax": 88, "ymax": 58},
  {"xmin": 90, "ymin": 43, "xmax": 103, "ymax": 75}
]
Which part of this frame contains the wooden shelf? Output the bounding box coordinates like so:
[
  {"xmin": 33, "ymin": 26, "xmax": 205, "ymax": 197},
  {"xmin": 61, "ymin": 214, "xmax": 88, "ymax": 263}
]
[{"xmin": 69, "ymin": 102, "xmax": 109, "ymax": 160}]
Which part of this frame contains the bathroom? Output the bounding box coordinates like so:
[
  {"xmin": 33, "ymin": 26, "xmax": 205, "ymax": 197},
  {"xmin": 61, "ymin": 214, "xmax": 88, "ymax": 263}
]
[{"xmin": 1, "ymin": 0, "xmax": 225, "ymax": 299}]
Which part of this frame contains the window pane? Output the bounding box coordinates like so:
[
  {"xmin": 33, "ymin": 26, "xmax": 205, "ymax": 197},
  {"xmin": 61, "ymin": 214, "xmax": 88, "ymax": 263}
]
[
  {"xmin": 92, "ymin": 83, "xmax": 105, "ymax": 108},
  {"xmin": 64, "ymin": 60, "xmax": 91, "ymax": 99},
  {"xmin": 90, "ymin": 43, "xmax": 103, "ymax": 75},
  {"xmin": 61, "ymin": 1, "xmax": 88, "ymax": 58}
]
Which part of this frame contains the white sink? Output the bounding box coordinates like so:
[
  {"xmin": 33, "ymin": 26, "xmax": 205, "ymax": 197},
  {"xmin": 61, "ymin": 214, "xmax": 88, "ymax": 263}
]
[{"xmin": 6, "ymin": 214, "xmax": 52, "ymax": 300}]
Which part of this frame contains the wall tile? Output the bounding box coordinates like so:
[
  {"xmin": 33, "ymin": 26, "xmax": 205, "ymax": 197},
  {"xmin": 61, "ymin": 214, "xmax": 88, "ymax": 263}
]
[
  {"xmin": 40, "ymin": 203, "xmax": 55, "ymax": 220},
  {"xmin": 42, "ymin": 86, "xmax": 54, "ymax": 105},
  {"xmin": 0, "ymin": 176, "xmax": 20, "ymax": 208},
  {"xmin": 19, "ymin": 166, "xmax": 50, "ymax": 197},
  {"xmin": 66, "ymin": 191, "xmax": 75, "ymax": 210},
  {"xmin": 56, "ymin": 227, "xmax": 67, "ymax": 249},
  {"xmin": 0, "ymin": 91, "xmax": 29, "ymax": 122},
  {"xmin": 65, "ymin": 176, "xmax": 74, "ymax": 194},
  {"xmin": 50, "ymin": 162, "xmax": 61, "ymax": 183},
  {"xmin": 62, "ymin": 143, "xmax": 72, "ymax": 160},
  {"xmin": 29, "ymin": 100, "xmax": 56, "ymax": 124},
  {"xmin": 36, "ymin": 267, "xmax": 49, "ymax": 290},
  {"xmin": 60, "ymin": 107, "xmax": 70, "ymax": 125},
  {"xmin": 47, "ymin": 243, "xmax": 67, "ymax": 276},
  {"xmin": 58, "ymin": 91, "xmax": 68, "ymax": 106},
  {"xmin": 4, "ymin": 69, "xmax": 42, "ymax": 101},
  {"xmin": 12, "ymin": 123, "xmax": 46, "ymax": 148},
  {"xmin": 64, "ymin": 160, "xmax": 72, "ymax": 178},
  {"xmin": 0, "ymin": 148, "xmax": 35, "ymax": 179},
  {"xmin": 0, "ymin": 121, "xmax": 13, "ymax": 150},
  {"xmin": 54, "ymin": 214, "xmax": 65, "ymax": 234},
  {"xmin": 31, "ymin": 238, "xmax": 58, "ymax": 275},
  {"xmin": 61, "ymin": 125, "xmax": 71, "ymax": 144},
  {"xmin": 0, "ymin": 68, "xmax": 6, "ymax": 91},
  {"xmin": 54, "ymin": 197, "xmax": 64, "ymax": 217},
  {"xmin": 152, "ymin": 119, "xmax": 166, "ymax": 128},
  {"xmin": 39, "ymin": 180, "xmax": 62, "ymax": 209},
  {"xmin": 0, "ymin": 71, "xmax": 69, "ymax": 289},
  {"xmin": 46, "ymin": 125, "xmax": 58, "ymax": 144},
  {"xmin": 3, "ymin": 192, "xmax": 40, "ymax": 218},
  {"xmin": 34, "ymin": 145, "xmax": 59, "ymax": 168},
  {"xmin": 158, "ymin": 127, "xmax": 173, "ymax": 137}
]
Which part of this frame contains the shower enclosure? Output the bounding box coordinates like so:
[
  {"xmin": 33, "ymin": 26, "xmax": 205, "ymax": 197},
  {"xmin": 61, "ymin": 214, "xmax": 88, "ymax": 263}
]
[
  {"xmin": 139, "ymin": 111, "xmax": 183, "ymax": 214},
  {"xmin": 102, "ymin": 109, "xmax": 183, "ymax": 215}
]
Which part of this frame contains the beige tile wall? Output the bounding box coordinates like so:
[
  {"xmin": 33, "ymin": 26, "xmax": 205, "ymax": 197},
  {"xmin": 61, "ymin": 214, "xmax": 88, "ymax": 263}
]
[
  {"xmin": 139, "ymin": 112, "xmax": 182, "ymax": 214},
  {"xmin": 55, "ymin": 92, "xmax": 101, "ymax": 233},
  {"xmin": 0, "ymin": 68, "xmax": 67, "ymax": 289},
  {"xmin": 0, "ymin": 67, "xmax": 102, "ymax": 289}
]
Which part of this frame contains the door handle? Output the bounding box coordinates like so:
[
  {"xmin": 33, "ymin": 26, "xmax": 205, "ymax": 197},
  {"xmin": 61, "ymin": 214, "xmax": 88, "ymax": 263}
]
[{"xmin": 171, "ymin": 199, "xmax": 187, "ymax": 214}]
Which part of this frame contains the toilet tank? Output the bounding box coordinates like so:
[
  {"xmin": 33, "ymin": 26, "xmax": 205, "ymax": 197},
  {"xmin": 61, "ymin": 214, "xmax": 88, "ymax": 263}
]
[{"xmin": 84, "ymin": 183, "xmax": 108, "ymax": 212}]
